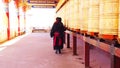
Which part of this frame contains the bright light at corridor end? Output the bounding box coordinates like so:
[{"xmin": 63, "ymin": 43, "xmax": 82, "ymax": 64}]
[{"xmin": 26, "ymin": 8, "xmax": 56, "ymax": 33}]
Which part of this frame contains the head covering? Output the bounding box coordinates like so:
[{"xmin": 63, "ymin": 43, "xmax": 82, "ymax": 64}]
[{"xmin": 56, "ymin": 17, "xmax": 62, "ymax": 22}]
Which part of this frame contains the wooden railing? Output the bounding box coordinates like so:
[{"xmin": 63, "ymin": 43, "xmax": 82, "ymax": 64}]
[{"xmin": 65, "ymin": 30, "xmax": 120, "ymax": 68}]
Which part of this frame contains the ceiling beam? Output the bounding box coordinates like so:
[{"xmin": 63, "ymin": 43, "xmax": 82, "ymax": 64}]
[{"xmin": 27, "ymin": 3, "xmax": 56, "ymax": 6}]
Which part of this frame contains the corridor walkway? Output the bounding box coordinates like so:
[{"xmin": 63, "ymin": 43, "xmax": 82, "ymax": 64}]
[{"xmin": 0, "ymin": 33, "xmax": 84, "ymax": 68}]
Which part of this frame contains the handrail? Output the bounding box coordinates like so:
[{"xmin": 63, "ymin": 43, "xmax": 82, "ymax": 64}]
[{"xmin": 65, "ymin": 30, "xmax": 120, "ymax": 58}]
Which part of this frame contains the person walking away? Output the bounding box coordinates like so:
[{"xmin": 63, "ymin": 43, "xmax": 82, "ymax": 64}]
[{"xmin": 50, "ymin": 17, "xmax": 66, "ymax": 54}]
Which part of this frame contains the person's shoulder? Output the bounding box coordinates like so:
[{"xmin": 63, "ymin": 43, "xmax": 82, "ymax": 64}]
[
  {"xmin": 59, "ymin": 22, "xmax": 63, "ymax": 25},
  {"xmin": 53, "ymin": 22, "xmax": 57, "ymax": 25}
]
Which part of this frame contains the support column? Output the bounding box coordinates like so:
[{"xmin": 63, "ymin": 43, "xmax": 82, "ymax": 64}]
[
  {"xmin": 23, "ymin": 12, "xmax": 26, "ymax": 34},
  {"xmin": 67, "ymin": 33, "xmax": 70, "ymax": 48},
  {"xmin": 114, "ymin": 56, "xmax": 120, "ymax": 68},
  {"xmin": 110, "ymin": 42, "xmax": 120, "ymax": 68},
  {"xmin": 85, "ymin": 42, "xmax": 90, "ymax": 68},
  {"xmin": 18, "ymin": 13, "xmax": 20, "ymax": 35},
  {"xmin": 111, "ymin": 43, "xmax": 120, "ymax": 68},
  {"xmin": 73, "ymin": 33, "xmax": 77, "ymax": 55},
  {"xmin": 110, "ymin": 43, "xmax": 114, "ymax": 68},
  {"xmin": 4, "ymin": 0, "xmax": 10, "ymax": 40},
  {"xmin": 22, "ymin": 2, "xmax": 27, "ymax": 34},
  {"xmin": 15, "ymin": 0, "xmax": 20, "ymax": 36}
]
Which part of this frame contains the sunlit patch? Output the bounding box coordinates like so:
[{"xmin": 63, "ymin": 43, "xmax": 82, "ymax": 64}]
[
  {"xmin": 0, "ymin": 47, "xmax": 7, "ymax": 51},
  {"xmin": 0, "ymin": 34, "xmax": 28, "ymax": 51}
]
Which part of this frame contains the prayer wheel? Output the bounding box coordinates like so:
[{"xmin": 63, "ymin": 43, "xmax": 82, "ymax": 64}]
[
  {"xmin": 65, "ymin": 1, "xmax": 69, "ymax": 28},
  {"xmin": 118, "ymin": 0, "xmax": 120, "ymax": 39},
  {"xmin": 70, "ymin": 0, "xmax": 74, "ymax": 30},
  {"xmin": 63, "ymin": 5, "xmax": 66, "ymax": 26},
  {"xmin": 3, "ymin": 0, "xmax": 10, "ymax": 40},
  {"xmin": 68, "ymin": 0, "xmax": 73, "ymax": 30},
  {"xmin": 80, "ymin": 0, "xmax": 89, "ymax": 34},
  {"xmin": 99, "ymin": 0, "xmax": 119, "ymax": 40},
  {"xmin": 73, "ymin": 0, "xmax": 80, "ymax": 32},
  {"xmin": 66, "ymin": 0, "xmax": 70, "ymax": 29},
  {"xmin": 88, "ymin": 0, "xmax": 99, "ymax": 36}
]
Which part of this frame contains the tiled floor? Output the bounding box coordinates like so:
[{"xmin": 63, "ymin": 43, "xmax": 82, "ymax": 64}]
[{"xmin": 0, "ymin": 33, "xmax": 85, "ymax": 68}]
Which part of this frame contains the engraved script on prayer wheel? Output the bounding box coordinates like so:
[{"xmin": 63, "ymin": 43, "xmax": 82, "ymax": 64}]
[{"xmin": 99, "ymin": 0, "xmax": 118, "ymax": 39}]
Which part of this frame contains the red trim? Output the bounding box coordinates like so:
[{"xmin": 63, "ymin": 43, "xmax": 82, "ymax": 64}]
[
  {"xmin": 6, "ymin": 12, "xmax": 10, "ymax": 40},
  {"xmin": 18, "ymin": 15, "xmax": 20, "ymax": 35}
]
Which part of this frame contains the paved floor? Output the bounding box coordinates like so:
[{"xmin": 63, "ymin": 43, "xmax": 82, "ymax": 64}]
[{"xmin": 0, "ymin": 33, "xmax": 85, "ymax": 68}]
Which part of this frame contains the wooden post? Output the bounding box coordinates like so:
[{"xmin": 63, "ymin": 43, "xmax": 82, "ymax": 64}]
[
  {"xmin": 67, "ymin": 33, "xmax": 70, "ymax": 48},
  {"xmin": 110, "ymin": 44, "xmax": 114, "ymax": 68},
  {"xmin": 85, "ymin": 42, "xmax": 90, "ymax": 68},
  {"xmin": 113, "ymin": 42, "xmax": 120, "ymax": 68},
  {"xmin": 73, "ymin": 34, "xmax": 77, "ymax": 55},
  {"xmin": 110, "ymin": 42, "xmax": 120, "ymax": 68},
  {"xmin": 114, "ymin": 55, "xmax": 120, "ymax": 68}
]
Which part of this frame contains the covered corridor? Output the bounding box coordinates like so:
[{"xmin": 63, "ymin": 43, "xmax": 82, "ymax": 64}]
[{"xmin": 0, "ymin": 0, "xmax": 120, "ymax": 68}]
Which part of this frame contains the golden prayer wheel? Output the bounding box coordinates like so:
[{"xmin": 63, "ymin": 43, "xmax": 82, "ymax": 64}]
[
  {"xmin": 88, "ymin": 0, "xmax": 99, "ymax": 36},
  {"xmin": 71, "ymin": 0, "xmax": 75, "ymax": 30},
  {"xmin": 73, "ymin": 0, "xmax": 80, "ymax": 32},
  {"xmin": 64, "ymin": 0, "xmax": 68, "ymax": 28},
  {"xmin": 71, "ymin": 1, "xmax": 76, "ymax": 31},
  {"xmin": 118, "ymin": 0, "xmax": 120, "ymax": 39},
  {"xmin": 79, "ymin": 0, "xmax": 89, "ymax": 34},
  {"xmin": 99, "ymin": 0, "xmax": 119, "ymax": 40},
  {"xmin": 72, "ymin": 0, "xmax": 76, "ymax": 30},
  {"xmin": 66, "ymin": 0, "xmax": 70, "ymax": 29},
  {"xmin": 68, "ymin": 0, "xmax": 73, "ymax": 30},
  {"xmin": 119, "ymin": 15, "xmax": 120, "ymax": 38},
  {"xmin": 63, "ymin": 4, "xmax": 67, "ymax": 27}
]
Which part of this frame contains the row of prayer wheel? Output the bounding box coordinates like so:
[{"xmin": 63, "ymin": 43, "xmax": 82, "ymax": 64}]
[{"xmin": 56, "ymin": 0, "xmax": 120, "ymax": 40}]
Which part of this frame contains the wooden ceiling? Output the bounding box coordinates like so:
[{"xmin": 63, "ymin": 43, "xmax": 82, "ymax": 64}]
[{"xmin": 27, "ymin": 0, "xmax": 59, "ymax": 8}]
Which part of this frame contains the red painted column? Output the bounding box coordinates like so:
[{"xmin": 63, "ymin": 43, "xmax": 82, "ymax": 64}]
[
  {"xmin": 18, "ymin": 13, "xmax": 20, "ymax": 35},
  {"xmin": 23, "ymin": 12, "xmax": 26, "ymax": 34},
  {"xmin": 114, "ymin": 56, "xmax": 120, "ymax": 68},
  {"xmin": 73, "ymin": 34, "xmax": 77, "ymax": 55},
  {"xmin": 4, "ymin": 0, "xmax": 10, "ymax": 40},
  {"xmin": 67, "ymin": 33, "xmax": 70, "ymax": 48},
  {"xmin": 15, "ymin": 0, "xmax": 20, "ymax": 36},
  {"xmin": 85, "ymin": 42, "xmax": 90, "ymax": 68},
  {"xmin": 110, "ymin": 42, "xmax": 120, "ymax": 68},
  {"xmin": 23, "ymin": 4, "xmax": 27, "ymax": 34}
]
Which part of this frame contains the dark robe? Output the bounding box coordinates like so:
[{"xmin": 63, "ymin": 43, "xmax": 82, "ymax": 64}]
[{"xmin": 50, "ymin": 21, "xmax": 66, "ymax": 50}]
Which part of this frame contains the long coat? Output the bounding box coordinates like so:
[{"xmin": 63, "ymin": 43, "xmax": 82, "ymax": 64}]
[{"xmin": 50, "ymin": 21, "xmax": 66, "ymax": 50}]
